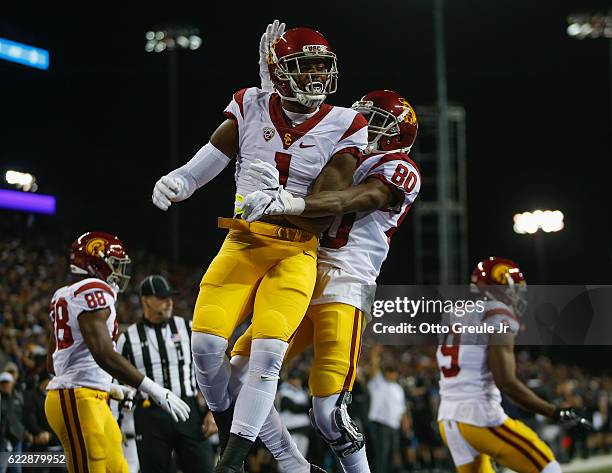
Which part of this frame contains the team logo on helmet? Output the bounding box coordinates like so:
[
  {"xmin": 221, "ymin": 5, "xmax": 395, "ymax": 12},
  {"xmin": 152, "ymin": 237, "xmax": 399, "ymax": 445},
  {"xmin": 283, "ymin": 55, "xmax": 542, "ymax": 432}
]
[
  {"xmin": 491, "ymin": 263, "xmax": 512, "ymax": 284},
  {"xmin": 85, "ymin": 238, "xmax": 108, "ymax": 257},
  {"xmin": 398, "ymin": 98, "xmax": 417, "ymax": 125},
  {"xmin": 263, "ymin": 127, "xmax": 275, "ymax": 141}
]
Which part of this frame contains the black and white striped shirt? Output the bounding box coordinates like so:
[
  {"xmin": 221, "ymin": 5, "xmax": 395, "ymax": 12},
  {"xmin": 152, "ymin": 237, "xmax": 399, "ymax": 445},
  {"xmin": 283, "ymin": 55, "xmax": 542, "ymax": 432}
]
[{"xmin": 117, "ymin": 316, "xmax": 196, "ymax": 398}]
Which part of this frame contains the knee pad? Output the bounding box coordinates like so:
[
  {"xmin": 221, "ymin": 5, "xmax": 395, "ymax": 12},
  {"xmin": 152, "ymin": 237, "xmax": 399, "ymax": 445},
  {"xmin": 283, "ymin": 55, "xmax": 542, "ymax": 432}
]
[
  {"xmin": 311, "ymin": 392, "xmax": 365, "ymax": 458},
  {"xmin": 191, "ymin": 332, "xmax": 231, "ymax": 411},
  {"xmin": 191, "ymin": 332, "xmax": 228, "ymax": 372},
  {"xmin": 248, "ymin": 338, "xmax": 288, "ymax": 380}
]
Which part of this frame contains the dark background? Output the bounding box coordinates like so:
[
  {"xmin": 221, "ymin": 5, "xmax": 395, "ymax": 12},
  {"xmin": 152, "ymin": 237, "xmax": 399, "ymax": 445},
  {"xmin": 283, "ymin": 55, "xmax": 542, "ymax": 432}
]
[{"xmin": 1, "ymin": 0, "xmax": 611, "ymax": 285}]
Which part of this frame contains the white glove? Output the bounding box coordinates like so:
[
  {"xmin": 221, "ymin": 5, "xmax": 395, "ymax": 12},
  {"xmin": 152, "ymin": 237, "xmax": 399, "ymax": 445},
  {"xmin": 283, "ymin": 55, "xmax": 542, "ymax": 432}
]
[
  {"xmin": 108, "ymin": 383, "xmax": 136, "ymax": 402},
  {"xmin": 242, "ymin": 188, "xmax": 305, "ymax": 222},
  {"xmin": 259, "ymin": 19, "xmax": 286, "ymax": 91},
  {"xmin": 152, "ymin": 175, "xmax": 187, "ymax": 211},
  {"xmin": 247, "ymin": 159, "xmax": 280, "ymax": 190},
  {"xmin": 138, "ymin": 376, "xmax": 191, "ymax": 423}
]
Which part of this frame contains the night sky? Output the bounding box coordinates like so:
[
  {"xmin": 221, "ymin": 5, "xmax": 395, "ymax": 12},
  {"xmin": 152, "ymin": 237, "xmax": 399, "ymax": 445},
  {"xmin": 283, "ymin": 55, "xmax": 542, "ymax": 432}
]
[{"xmin": 2, "ymin": 0, "xmax": 611, "ymax": 285}]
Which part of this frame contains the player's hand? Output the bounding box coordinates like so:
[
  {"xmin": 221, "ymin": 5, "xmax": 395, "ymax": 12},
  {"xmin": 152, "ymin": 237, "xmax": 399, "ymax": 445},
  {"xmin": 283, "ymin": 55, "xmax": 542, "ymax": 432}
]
[
  {"xmin": 259, "ymin": 20, "xmax": 285, "ymax": 91},
  {"xmin": 202, "ymin": 410, "xmax": 218, "ymax": 438},
  {"xmin": 554, "ymin": 407, "xmax": 593, "ymax": 430},
  {"xmin": 109, "ymin": 383, "xmax": 136, "ymax": 402},
  {"xmin": 242, "ymin": 187, "xmax": 305, "ymax": 222},
  {"xmin": 152, "ymin": 175, "xmax": 185, "ymax": 211},
  {"xmin": 139, "ymin": 377, "xmax": 191, "ymax": 422},
  {"xmin": 247, "ymin": 159, "xmax": 280, "ymax": 190}
]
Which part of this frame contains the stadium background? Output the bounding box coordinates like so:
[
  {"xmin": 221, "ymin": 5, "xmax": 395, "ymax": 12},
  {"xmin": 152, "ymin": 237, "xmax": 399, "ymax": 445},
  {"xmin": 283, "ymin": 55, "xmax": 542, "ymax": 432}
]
[{"xmin": 2, "ymin": 0, "xmax": 612, "ymax": 471}]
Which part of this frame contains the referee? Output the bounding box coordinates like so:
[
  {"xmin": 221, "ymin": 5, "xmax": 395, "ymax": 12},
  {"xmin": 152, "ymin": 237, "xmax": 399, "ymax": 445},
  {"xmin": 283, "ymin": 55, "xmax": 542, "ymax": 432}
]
[{"xmin": 116, "ymin": 275, "xmax": 213, "ymax": 473}]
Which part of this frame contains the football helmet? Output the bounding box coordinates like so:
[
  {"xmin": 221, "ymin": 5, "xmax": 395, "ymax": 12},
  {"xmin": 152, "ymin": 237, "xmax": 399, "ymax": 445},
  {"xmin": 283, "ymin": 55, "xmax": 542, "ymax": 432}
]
[
  {"xmin": 268, "ymin": 27, "xmax": 338, "ymax": 108},
  {"xmin": 470, "ymin": 256, "xmax": 528, "ymax": 317},
  {"xmin": 70, "ymin": 231, "xmax": 131, "ymax": 292},
  {"xmin": 351, "ymin": 90, "xmax": 418, "ymax": 154}
]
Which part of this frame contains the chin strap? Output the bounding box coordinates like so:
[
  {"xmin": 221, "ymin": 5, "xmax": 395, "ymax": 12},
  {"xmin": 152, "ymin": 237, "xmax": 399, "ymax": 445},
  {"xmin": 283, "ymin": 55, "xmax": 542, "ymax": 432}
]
[{"xmin": 309, "ymin": 391, "xmax": 365, "ymax": 458}]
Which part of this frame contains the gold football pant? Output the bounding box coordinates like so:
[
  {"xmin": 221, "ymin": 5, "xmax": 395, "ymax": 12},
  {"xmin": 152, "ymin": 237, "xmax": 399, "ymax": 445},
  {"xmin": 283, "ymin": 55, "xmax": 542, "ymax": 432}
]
[
  {"xmin": 45, "ymin": 387, "xmax": 128, "ymax": 473},
  {"xmin": 192, "ymin": 218, "xmax": 318, "ymax": 342},
  {"xmin": 438, "ymin": 417, "xmax": 556, "ymax": 473},
  {"xmin": 233, "ymin": 302, "xmax": 364, "ymax": 397}
]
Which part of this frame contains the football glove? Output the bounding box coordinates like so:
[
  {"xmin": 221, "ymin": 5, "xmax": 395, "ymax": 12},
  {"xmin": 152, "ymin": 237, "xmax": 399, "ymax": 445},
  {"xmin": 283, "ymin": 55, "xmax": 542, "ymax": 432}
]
[
  {"xmin": 554, "ymin": 407, "xmax": 593, "ymax": 430},
  {"xmin": 242, "ymin": 187, "xmax": 305, "ymax": 222},
  {"xmin": 259, "ymin": 20, "xmax": 286, "ymax": 92},
  {"xmin": 247, "ymin": 159, "xmax": 281, "ymax": 190},
  {"xmin": 138, "ymin": 376, "xmax": 191, "ymax": 423},
  {"xmin": 152, "ymin": 175, "xmax": 187, "ymax": 211}
]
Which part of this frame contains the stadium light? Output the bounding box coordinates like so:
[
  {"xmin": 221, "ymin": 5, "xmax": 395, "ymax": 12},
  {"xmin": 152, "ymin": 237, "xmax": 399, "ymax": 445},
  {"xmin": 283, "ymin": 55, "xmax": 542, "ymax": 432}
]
[
  {"xmin": 513, "ymin": 210, "xmax": 565, "ymax": 234},
  {"xmin": 144, "ymin": 25, "xmax": 202, "ymax": 263},
  {"xmin": 144, "ymin": 27, "xmax": 202, "ymax": 53},
  {"xmin": 567, "ymin": 12, "xmax": 612, "ymax": 39},
  {"xmin": 5, "ymin": 170, "xmax": 38, "ymax": 192},
  {"xmin": 0, "ymin": 37, "xmax": 49, "ymax": 70}
]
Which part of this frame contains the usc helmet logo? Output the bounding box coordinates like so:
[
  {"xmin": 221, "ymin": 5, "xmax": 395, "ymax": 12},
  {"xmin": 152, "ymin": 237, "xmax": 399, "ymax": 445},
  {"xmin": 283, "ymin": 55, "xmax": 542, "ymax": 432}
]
[
  {"xmin": 491, "ymin": 263, "xmax": 512, "ymax": 284},
  {"xmin": 85, "ymin": 238, "xmax": 108, "ymax": 257},
  {"xmin": 398, "ymin": 98, "xmax": 417, "ymax": 125}
]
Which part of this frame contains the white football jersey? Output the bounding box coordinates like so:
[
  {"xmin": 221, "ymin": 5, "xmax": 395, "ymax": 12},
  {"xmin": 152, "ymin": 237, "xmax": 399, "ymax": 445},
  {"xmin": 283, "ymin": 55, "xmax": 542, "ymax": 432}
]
[
  {"xmin": 312, "ymin": 151, "xmax": 421, "ymax": 313},
  {"xmin": 224, "ymin": 87, "xmax": 368, "ymax": 213},
  {"xmin": 47, "ymin": 277, "xmax": 119, "ymax": 392},
  {"xmin": 436, "ymin": 299, "xmax": 520, "ymax": 426}
]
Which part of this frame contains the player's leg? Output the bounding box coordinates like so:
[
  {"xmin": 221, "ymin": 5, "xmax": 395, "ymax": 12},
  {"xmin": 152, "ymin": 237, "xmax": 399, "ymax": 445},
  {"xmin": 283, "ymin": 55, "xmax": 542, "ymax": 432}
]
[
  {"xmin": 230, "ymin": 318, "xmax": 315, "ymax": 473},
  {"xmin": 309, "ymin": 303, "xmax": 370, "ymax": 473},
  {"xmin": 100, "ymin": 396, "xmax": 130, "ymax": 473},
  {"xmin": 218, "ymin": 248, "xmax": 317, "ymax": 470},
  {"xmin": 191, "ymin": 230, "xmax": 268, "ymax": 455},
  {"xmin": 437, "ymin": 420, "xmax": 480, "ymax": 473},
  {"xmin": 45, "ymin": 389, "xmax": 81, "ymax": 473},
  {"xmin": 457, "ymin": 418, "xmax": 560, "ymax": 473}
]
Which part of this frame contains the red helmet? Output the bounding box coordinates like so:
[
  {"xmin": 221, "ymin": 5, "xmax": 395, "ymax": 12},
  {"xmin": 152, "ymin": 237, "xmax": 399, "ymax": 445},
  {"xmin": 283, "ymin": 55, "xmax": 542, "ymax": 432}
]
[
  {"xmin": 470, "ymin": 256, "xmax": 528, "ymax": 316},
  {"xmin": 268, "ymin": 27, "xmax": 338, "ymax": 108},
  {"xmin": 351, "ymin": 90, "xmax": 418, "ymax": 154},
  {"xmin": 70, "ymin": 232, "xmax": 131, "ymax": 292}
]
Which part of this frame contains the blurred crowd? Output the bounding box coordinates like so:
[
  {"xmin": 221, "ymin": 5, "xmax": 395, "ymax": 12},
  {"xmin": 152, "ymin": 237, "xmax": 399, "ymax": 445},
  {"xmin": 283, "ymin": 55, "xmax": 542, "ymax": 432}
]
[{"xmin": 2, "ymin": 222, "xmax": 612, "ymax": 472}]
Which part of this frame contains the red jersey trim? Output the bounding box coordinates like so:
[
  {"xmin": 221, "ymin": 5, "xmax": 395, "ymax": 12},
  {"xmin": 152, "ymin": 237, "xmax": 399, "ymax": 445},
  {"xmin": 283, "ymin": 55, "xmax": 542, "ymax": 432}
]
[
  {"xmin": 334, "ymin": 146, "xmax": 362, "ymax": 158},
  {"xmin": 74, "ymin": 281, "xmax": 114, "ymax": 298},
  {"xmin": 483, "ymin": 307, "xmax": 519, "ymax": 324},
  {"xmin": 367, "ymin": 173, "xmax": 406, "ymax": 211},
  {"xmin": 370, "ymin": 152, "xmax": 421, "ymax": 181},
  {"xmin": 223, "ymin": 111, "xmax": 237, "ymax": 121},
  {"xmin": 339, "ymin": 113, "xmax": 368, "ymax": 142},
  {"xmin": 268, "ymin": 93, "xmax": 334, "ymax": 150},
  {"xmin": 233, "ymin": 88, "xmax": 248, "ymax": 119},
  {"xmin": 384, "ymin": 201, "xmax": 413, "ymax": 240}
]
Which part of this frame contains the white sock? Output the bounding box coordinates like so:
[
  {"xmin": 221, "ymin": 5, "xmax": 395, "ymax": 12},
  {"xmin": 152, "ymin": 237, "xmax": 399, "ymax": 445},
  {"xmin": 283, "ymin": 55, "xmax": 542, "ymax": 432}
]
[
  {"xmin": 230, "ymin": 338, "xmax": 288, "ymax": 441},
  {"xmin": 312, "ymin": 395, "xmax": 371, "ymax": 473},
  {"xmin": 541, "ymin": 460, "xmax": 562, "ymax": 473},
  {"xmin": 230, "ymin": 355, "xmax": 309, "ymax": 472},
  {"xmin": 191, "ymin": 332, "xmax": 231, "ymax": 412}
]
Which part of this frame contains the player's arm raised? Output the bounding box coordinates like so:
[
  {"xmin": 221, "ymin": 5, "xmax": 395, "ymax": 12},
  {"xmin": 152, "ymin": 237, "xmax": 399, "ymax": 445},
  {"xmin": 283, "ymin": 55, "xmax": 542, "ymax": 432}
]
[
  {"xmin": 152, "ymin": 118, "xmax": 238, "ymax": 211},
  {"xmin": 488, "ymin": 332, "xmax": 556, "ymax": 417},
  {"xmin": 79, "ymin": 308, "xmax": 191, "ymax": 422}
]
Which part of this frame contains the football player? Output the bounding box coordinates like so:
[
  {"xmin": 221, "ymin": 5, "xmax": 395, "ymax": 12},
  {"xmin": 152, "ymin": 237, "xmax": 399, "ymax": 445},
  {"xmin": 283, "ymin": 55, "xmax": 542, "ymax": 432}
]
[
  {"xmin": 216, "ymin": 22, "xmax": 421, "ymax": 472},
  {"xmin": 436, "ymin": 257, "xmax": 591, "ymax": 473},
  {"xmin": 151, "ymin": 24, "xmax": 368, "ymax": 471},
  {"xmin": 45, "ymin": 232, "xmax": 190, "ymax": 473}
]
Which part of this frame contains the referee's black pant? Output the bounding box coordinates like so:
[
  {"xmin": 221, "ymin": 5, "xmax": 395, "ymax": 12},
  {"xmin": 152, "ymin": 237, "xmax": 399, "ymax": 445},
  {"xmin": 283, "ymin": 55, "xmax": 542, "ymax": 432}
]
[{"xmin": 134, "ymin": 397, "xmax": 213, "ymax": 473}]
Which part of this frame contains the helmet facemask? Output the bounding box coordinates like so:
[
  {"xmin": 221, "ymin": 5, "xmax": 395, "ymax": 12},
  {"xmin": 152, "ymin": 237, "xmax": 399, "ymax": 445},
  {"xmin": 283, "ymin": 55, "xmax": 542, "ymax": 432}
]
[
  {"xmin": 106, "ymin": 255, "xmax": 131, "ymax": 293},
  {"xmin": 273, "ymin": 48, "xmax": 338, "ymax": 108},
  {"xmin": 352, "ymin": 101, "xmax": 412, "ymax": 154}
]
